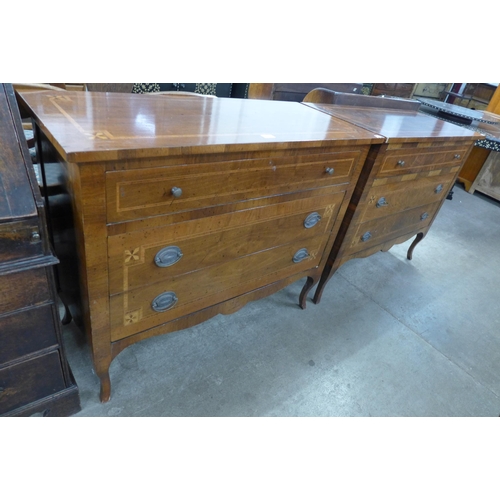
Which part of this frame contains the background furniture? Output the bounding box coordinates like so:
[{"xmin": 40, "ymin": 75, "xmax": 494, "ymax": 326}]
[
  {"xmin": 444, "ymin": 83, "xmax": 497, "ymax": 110},
  {"xmin": 131, "ymin": 83, "xmax": 235, "ymax": 97},
  {"xmin": 369, "ymin": 83, "xmax": 415, "ymax": 99},
  {"xmin": 246, "ymin": 83, "xmax": 363, "ymax": 101},
  {"xmin": 411, "ymin": 83, "xmax": 451, "ymax": 100},
  {"xmin": 303, "ymin": 89, "xmax": 421, "ymax": 111},
  {"xmin": 18, "ymin": 91, "xmax": 383, "ymax": 401},
  {"xmin": 417, "ymin": 96, "xmax": 500, "ymax": 200},
  {"xmin": 300, "ymin": 90, "xmax": 479, "ymax": 304},
  {"xmin": 0, "ymin": 84, "xmax": 80, "ymax": 417}
]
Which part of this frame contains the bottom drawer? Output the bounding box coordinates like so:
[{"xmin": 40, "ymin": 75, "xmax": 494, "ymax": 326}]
[
  {"xmin": 349, "ymin": 201, "xmax": 441, "ymax": 255},
  {"xmin": 0, "ymin": 351, "xmax": 66, "ymax": 415},
  {"xmin": 111, "ymin": 235, "xmax": 328, "ymax": 341},
  {"xmin": 0, "ymin": 305, "xmax": 58, "ymax": 365}
]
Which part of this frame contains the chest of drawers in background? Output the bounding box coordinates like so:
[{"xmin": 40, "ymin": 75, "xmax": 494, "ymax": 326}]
[
  {"xmin": 300, "ymin": 102, "xmax": 480, "ymax": 304},
  {"xmin": 17, "ymin": 91, "xmax": 384, "ymax": 401},
  {"xmin": 0, "ymin": 84, "xmax": 80, "ymax": 417},
  {"xmin": 246, "ymin": 83, "xmax": 364, "ymax": 102}
]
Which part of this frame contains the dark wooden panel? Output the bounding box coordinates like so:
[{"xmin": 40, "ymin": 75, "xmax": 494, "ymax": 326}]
[
  {"xmin": 0, "ymin": 267, "xmax": 51, "ymax": 315},
  {"xmin": 0, "ymin": 219, "xmax": 43, "ymax": 264},
  {"xmin": 3, "ymin": 384, "xmax": 80, "ymax": 417},
  {"xmin": 0, "ymin": 86, "xmax": 37, "ymax": 221},
  {"xmin": 0, "ymin": 305, "xmax": 58, "ymax": 365},
  {"xmin": 0, "ymin": 351, "xmax": 66, "ymax": 414}
]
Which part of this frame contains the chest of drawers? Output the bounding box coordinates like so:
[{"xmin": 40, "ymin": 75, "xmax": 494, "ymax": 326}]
[
  {"xmin": 299, "ymin": 103, "xmax": 481, "ymax": 304},
  {"xmin": 17, "ymin": 91, "xmax": 383, "ymax": 401},
  {"xmin": 0, "ymin": 84, "xmax": 80, "ymax": 416}
]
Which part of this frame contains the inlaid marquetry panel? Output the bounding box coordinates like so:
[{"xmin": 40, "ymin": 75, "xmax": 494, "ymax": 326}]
[
  {"xmin": 110, "ymin": 234, "xmax": 328, "ymax": 341},
  {"xmin": 106, "ymin": 151, "xmax": 364, "ymax": 222},
  {"xmin": 379, "ymin": 142, "xmax": 469, "ymax": 176},
  {"xmin": 360, "ymin": 173, "xmax": 455, "ymax": 223},
  {"xmin": 349, "ymin": 201, "xmax": 442, "ymax": 255},
  {"xmin": 108, "ymin": 191, "xmax": 344, "ymax": 295}
]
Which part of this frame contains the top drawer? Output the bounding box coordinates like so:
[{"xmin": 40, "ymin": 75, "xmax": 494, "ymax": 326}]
[
  {"xmin": 379, "ymin": 142, "xmax": 469, "ymax": 176},
  {"xmin": 106, "ymin": 150, "xmax": 365, "ymax": 222},
  {"xmin": 0, "ymin": 218, "xmax": 44, "ymax": 265}
]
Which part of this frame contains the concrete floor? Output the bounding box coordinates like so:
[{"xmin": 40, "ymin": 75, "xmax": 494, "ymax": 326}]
[{"xmin": 63, "ymin": 184, "xmax": 500, "ymax": 417}]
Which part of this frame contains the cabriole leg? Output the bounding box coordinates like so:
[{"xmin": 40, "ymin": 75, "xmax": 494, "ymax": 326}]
[
  {"xmin": 95, "ymin": 356, "xmax": 112, "ymax": 403},
  {"xmin": 407, "ymin": 232, "xmax": 425, "ymax": 261},
  {"xmin": 299, "ymin": 276, "xmax": 319, "ymax": 309}
]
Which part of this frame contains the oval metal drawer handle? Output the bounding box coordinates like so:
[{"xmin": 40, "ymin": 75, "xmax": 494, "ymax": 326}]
[
  {"xmin": 376, "ymin": 197, "xmax": 389, "ymax": 208},
  {"xmin": 435, "ymin": 184, "xmax": 443, "ymax": 194},
  {"xmin": 361, "ymin": 231, "xmax": 372, "ymax": 242},
  {"xmin": 154, "ymin": 246, "xmax": 183, "ymax": 267},
  {"xmin": 152, "ymin": 291, "xmax": 178, "ymax": 312},
  {"xmin": 293, "ymin": 248, "xmax": 310, "ymax": 263},
  {"xmin": 325, "ymin": 167, "xmax": 335, "ymax": 175},
  {"xmin": 304, "ymin": 212, "xmax": 322, "ymax": 229},
  {"xmin": 454, "ymin": 154, "xmax": 461, "ymax": 159},
  {"xmin": 171, "ymin": 186, "xmax": 183, "ymax": 198},
  {"xmin": 420, "ymin": 212, "xmax": 429, "ymax": 221},
  {"xmin": 397, "ymin": 160, "xmax": 406, "ymax": 167}
]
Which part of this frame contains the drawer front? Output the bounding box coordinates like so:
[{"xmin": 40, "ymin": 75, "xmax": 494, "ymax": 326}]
[
  {"xmin": 110, "ymin": 235, "xmax": 329, "ymax": 341},
  {"xmin": 0, "ymin": 267, "xmax": 51, "ymax": 316},
  {"xmin": 0, "ymin": 351, "xmax": 66, "ymax": 414},
  {"xmin": 108, "ymin": 191, "xmax": 345, "ymax": 294},
  {"xmin": 359, "ymin": 173, "xmax": 454, "ymax": 223},
  {"xmin": 106, "ymin": 151, "xmax": 363, "ymax": 222},
  {"xmin": 379, "ymin": 144, "xmax": 469, "ymax": 176},
  {"xmin": 349, "ymin": 201, "xmax": 441, "ymax": 255},
  {"xmin": 0, "ymin": 219, "xmax": 44, "ymax": 264},
  {"xmin": 0, "ymin": 305, "xmax": 58, "ymax": 365}
]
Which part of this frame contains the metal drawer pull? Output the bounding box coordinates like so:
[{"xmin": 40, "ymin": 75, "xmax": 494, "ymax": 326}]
[
  {"xmin": 376, "ymin": 197, "xmax": 389, "ymax": 208},
  {"xmin": 435, "ymin": 184, "xmax": 443, "ymax": 194},
  {"xmin": 325, "ymin": 167, "xmax": 335, "ymax": 175},
  {"xmin": 420, "ymin": 212, "xmax": 429, "ymax": 221},
  {"xmin": 397, "ymin": 160, "xmax": 406, "ymax": 166},
  {"xmin": 361, "ymin": 231, "xmax": 372, "ymax": 242},
  {"xmin": 293, "ymin": 248, "xmax": 310, "ymax": 263},
  {"xmin": 154, "ymin": 246, "xmax": 183, "ymax": 267},
  {"xmin": 454, "ymin": 154, "xmax": 461, "ymax": 159},
  {"xmin": 304, "ymin": 212, "xmax": 322, "ymax": 229},
  {"xmin": 152, "ymin": 291, "xmax": 178, "ymax": 312},
  {"xmin": 171, "ymin": 186, "xmax": 183, "ymax": 198}
]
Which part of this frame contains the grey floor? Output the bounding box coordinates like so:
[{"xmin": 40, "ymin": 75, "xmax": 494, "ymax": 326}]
[{"xmin": 63, "ymin": 184, "xmax": 500, "ymax": 417}]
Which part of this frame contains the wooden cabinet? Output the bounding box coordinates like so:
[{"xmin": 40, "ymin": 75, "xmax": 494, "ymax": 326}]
[
  {"xmin": 248, "ymin": 83, "xmax": 363, "ymax": 102},
  {"xmin": 17, "ymin": 91, "xmax": 383, "ymax": 401},
  {"xmin": 299, "ymin": 103, "xmax": 480, "ymax": 304},
  {"xmin": 446, "ymin": 83, "xmax": 497, "ymax": 110},
  {"xmin": 412, "ymin": 83, "xmax": 451, "ymax": 100},
  {"xmin": 0, "ymin": 84, "xmax": 80, "ymax": 417},
  {"xmin": 370, "ymin": 83, "xmax": 415, "ymax": 99}
]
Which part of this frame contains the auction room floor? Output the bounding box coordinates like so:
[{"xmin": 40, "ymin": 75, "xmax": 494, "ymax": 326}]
[{"xmin": 63, "ymin": 184, "xmax": 500, "ymax": 417}]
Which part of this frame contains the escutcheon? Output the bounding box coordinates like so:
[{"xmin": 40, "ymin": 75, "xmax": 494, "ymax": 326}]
[
  {"xmin": 376, "ymin": 197, "xmax": 389, "ymax": 208},
  {"xmin": 151, "ymin": 291, "xmax": 178, "ymax": 312},
  {"xmin": 293, "ymin": 248, "xmax": 310, "ymax": 263},
  {"xmin": 154, "ymin": 245, "xmax": 183, "ymax": 267},
  {"xmin": 304, "ymin": 212, "xmax": 322, "ymax": 229}
]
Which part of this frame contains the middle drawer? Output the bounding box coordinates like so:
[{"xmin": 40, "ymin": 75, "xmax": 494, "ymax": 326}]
[
  {"xmin": 108, "ymin": 191, "xmax": 345, "ymax": 295},
  {"xmin": 359, "ymin": 172, "xmax": 455, "ymax": 224}
]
